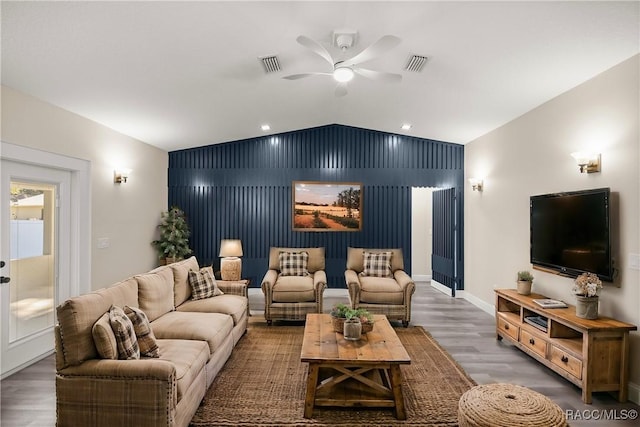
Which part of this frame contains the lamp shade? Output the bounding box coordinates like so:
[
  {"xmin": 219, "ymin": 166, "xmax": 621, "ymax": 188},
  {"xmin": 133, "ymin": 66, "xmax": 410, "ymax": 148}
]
[{"xmin": 219, "ymin": 239, "xmax": 243, "ymax": 257}]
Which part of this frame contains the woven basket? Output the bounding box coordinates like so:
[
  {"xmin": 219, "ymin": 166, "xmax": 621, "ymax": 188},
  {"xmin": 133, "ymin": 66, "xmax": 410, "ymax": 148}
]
[{"xmin": 331, "ymin": 316, "xmax": 374, "ymax": 334}]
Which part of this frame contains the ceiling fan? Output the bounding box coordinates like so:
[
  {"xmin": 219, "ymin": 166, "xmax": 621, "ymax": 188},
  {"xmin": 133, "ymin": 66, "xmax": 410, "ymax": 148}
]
[{"xmin": 283, "ymin": 31, "xmax": 402, "ymax": 97}]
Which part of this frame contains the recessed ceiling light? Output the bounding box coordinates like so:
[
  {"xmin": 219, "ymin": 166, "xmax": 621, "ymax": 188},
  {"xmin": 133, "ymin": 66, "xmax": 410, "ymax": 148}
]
[
  {"xmin": 401, "ymin": 123, "xmax": 412, "ymax": 130},
  {"xmin": 261, "ymin": 124, "xmax": 271, "ymax": 131}
]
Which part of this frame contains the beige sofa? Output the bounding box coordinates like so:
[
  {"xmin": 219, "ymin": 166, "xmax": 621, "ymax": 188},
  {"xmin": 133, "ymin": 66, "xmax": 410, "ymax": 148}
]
[
  {"xmin": 54, "ymin": 256, "xmax": 248, "ymax": 427},
  {"xmin": 261, "ymin": 247, "xmax": 326, "ymax": 324},
  {"xmin": 345, "ymin": 247, "xmax": 415, "ymax": 327}
]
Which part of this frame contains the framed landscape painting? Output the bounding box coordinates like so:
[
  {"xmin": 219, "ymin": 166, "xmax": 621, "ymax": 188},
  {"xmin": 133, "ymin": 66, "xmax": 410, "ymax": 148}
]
[{"xmin": 293, "ymin": 181, "xmax": 362, "ymax": 231}]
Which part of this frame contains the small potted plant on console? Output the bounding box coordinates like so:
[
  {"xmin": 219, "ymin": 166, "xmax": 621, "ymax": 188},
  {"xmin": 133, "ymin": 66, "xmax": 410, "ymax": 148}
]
[{"xmin": 516, "ymin": 270, "xmax": 534, "ymax": 295}]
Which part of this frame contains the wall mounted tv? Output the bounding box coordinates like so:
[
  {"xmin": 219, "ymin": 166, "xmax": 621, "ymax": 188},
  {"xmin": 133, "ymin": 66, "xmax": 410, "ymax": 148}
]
[{"xmin": 530, "ymin": 188, "xmax": 613, "ymax": 282}]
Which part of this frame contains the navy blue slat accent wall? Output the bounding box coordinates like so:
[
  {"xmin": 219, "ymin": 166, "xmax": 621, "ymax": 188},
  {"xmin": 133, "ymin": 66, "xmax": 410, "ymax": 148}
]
[{"xmin": 168, "ymin": 124, "xmax": 464, "ymax": 288}]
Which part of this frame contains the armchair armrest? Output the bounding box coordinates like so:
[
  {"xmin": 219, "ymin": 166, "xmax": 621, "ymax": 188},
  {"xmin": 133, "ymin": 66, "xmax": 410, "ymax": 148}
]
[
  {"xmin": 345, "ymin": 269, "xmax": 361, "ymax": 307},
  {"xmin": 312, "ymin": 270, "xmax": 327, "ymax": 290},
  {"xmin": 261, "ymin": 269, "xmax": 279, "ymax": 303},
  {"xmin": 394, "ymin": 270, "xmax": 415, "ymax": 291}
]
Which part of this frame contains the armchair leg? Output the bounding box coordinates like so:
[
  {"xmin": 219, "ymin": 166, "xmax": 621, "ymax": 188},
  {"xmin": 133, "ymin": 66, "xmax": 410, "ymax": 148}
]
[
  {"xmin": 402, "ymin": 321, "xmax": 409, "ymax": 328},
  {"xmin": 267, "ymin": 320, "xmax": 272, "ymax": 326}
]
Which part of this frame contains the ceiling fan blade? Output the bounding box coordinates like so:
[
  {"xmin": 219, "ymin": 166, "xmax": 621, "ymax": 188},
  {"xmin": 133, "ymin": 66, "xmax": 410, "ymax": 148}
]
[
  {"xmin": 335, "ymin": 82, "xmax": 348, "ymax": 97},
  {"xmin": 296, "ymin": 35, "xmax": 335, "ymax": 67},
  {"xmin": 343, "ymin": 35, "xmax": 401, "ymax": 67},
  {"xmin": 282, "ymin": 72, "xmax": 332, "ymax": 80},
  {"xmin": 354, "ymin": 68, "xmax": 402, "ymax": 83}
]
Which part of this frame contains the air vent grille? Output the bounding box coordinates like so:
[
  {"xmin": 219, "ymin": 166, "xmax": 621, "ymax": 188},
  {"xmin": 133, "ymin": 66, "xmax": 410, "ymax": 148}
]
[
  {"xmin": 259, "ymin": 55, "xmax": 281, "ymax": 73},
  {"xmin": 405, "ymin": 55, "xmax": 428, "ymax": 72}
]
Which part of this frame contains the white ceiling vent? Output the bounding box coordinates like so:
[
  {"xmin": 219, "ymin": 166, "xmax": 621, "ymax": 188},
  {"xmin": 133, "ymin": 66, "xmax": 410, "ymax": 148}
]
[
  {"xmin": 259, "ymin": 55, "xmax": 281, "ymax": 73},
  {"xmin": 405, "ymin": 55, "xmax": 428, "ymax": 72}
]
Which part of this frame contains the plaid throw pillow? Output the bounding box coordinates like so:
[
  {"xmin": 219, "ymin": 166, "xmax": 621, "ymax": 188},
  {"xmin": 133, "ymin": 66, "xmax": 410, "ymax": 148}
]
[
  {"xmin": 279, "ymin": 251, "xmax": 310, "ymax": 276},
  {"xmin": 362, "ymin": 251, "xmax": 393, "ymax": 278},
  {"xmin": 188, "ymin": 268, "xmax": 223, "ymax": 300},
  {"xmin": 125, "ymin": 306, "xmax": 160, "ymax": 358},
  {"xmin": 108, "ymin": 305, "xmax": 140, "ymax": 360}
]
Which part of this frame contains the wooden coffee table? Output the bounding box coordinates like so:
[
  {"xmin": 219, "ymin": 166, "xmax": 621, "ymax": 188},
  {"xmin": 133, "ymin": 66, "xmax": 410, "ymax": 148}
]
[{"xmin": 300, "ymin": 313, "xmax": 411, "ymax": 419}]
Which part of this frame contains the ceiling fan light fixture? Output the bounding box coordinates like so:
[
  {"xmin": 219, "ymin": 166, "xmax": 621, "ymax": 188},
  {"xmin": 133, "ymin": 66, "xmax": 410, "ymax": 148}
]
[{"xmin": 333, "ymin": 66, "xmax": 354, "ymax": 83}]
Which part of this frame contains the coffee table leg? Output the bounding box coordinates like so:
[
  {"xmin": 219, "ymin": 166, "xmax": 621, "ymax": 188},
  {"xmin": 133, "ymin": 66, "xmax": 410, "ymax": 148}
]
[
  {"xmin": 304, "ymin": 363, "xmax": 320, "ymax": 418},
  {"xmin": 389, "ymin": 365, "xmax": 406, "ymax": 420}
]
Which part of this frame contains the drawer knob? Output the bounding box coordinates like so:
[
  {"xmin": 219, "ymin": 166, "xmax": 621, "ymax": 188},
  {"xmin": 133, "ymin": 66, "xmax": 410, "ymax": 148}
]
[
  {"xmin": 529, "ymin": 338, "xmax": 535, "ymax": 345},
  {"xmin": 504, "ymin": 324, "xmax": 509, "ymax": 330},
  {"xmin": 561, "ymin": 355, "xmax": 568, "ymax": 363}
]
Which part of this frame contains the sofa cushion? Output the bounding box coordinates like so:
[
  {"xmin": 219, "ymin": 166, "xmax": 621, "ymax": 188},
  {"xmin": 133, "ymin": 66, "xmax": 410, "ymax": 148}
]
[
  {"xmin": 269, "ymin": 247, "xmax": 325, "ymax": 273},
  {"xmin": 176, "ymin": 294, "xmax": 247, "ymax": 325},
  {"xmin": 109, "ymin": 306, "xmax": 140, "ymax": 360},
  {"xmin": 95, "ymin": 277, "xmax": 139, "ymax": 308},
  {"xmin": 188, "ymin": 268, "xmax": 223, "ymax": 300},
  {"xmin": 346, "ymin": 247, "xmax": 404, "ymax": 273},
  {"xmin": 278, "ymin": 251, "xmax": 310, "ymax": 276},
  {"xmin": 91, "ymin": 312, "xmax": 118, "ymax": 360},
  {"xmin": 359, "ymin": 276, "xmax": 404, "ymax": 305},
  {"xmin": 361, "ymin": 251, "xmax": 393, "ymax": 277},
  {"xmin": 136, "ymin": 267, "xmax": 175, "ymax": 322},
  {"xmin": 156, "ymin": 339, "xmax": 209, "ymax": 402},
  {"xmin": 272, "ymin": 275, "xmax": 315, "ymax": 302},
  {"xmin": 151, "ymin": 312, "xmax": 233, "ymax": 355},
  {"xmin": 169, "ymin": 256, "xmax": 200, "ymax": 306},
  {"xmin": 125, "ymin": 306, "xmax": 160, "ymax": 358}
]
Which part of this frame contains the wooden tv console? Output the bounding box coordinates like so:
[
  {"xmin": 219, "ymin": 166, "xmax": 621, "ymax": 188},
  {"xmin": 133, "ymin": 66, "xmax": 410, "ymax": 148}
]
[{"xmin": 495, "ymin": 289, "xmax": 637, "ymax": 403}]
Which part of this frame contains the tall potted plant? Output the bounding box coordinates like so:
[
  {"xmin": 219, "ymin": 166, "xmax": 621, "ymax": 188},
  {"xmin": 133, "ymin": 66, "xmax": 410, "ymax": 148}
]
[{"xmin": 151, "ymin": 206, "xmax": 192, "ymax": 265}]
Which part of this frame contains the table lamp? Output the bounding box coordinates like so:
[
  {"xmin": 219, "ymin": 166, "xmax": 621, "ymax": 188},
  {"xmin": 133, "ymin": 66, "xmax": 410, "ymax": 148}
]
[{"xmin": 219, "ymin": 239, "xmax": 243, "ymax": 280}]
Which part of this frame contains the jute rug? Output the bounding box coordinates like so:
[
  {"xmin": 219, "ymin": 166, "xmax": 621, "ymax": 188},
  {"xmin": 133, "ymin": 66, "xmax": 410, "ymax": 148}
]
[{"xmin": 190, "ymin": 323, "xmax": 476, "ymax": 426}]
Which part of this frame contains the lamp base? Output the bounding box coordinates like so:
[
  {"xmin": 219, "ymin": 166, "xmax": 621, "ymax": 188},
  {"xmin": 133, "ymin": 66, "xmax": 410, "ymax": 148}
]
[{"xmin": 220, "ymin": 257, "xmax": 242, "ymax": 281}]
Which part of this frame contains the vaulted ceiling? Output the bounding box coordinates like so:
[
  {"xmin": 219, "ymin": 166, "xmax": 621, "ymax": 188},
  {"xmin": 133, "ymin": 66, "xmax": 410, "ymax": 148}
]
[{"xmin": 2, "ymin": 1, "xmax": 638, "ymax": 151}]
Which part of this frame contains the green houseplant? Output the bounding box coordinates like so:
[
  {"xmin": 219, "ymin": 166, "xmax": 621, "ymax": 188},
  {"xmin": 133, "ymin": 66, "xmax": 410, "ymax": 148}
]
[
  {"xmin": 330, "ymin": 303, "xmax": 374, "ymax": 334},
  {"xmin": 151, "ymin": 206, "xmax": 192, "ymax": 265},
  {"xmin": 516, "ymin": 270, "xmax": 534, "ymax": 295}
]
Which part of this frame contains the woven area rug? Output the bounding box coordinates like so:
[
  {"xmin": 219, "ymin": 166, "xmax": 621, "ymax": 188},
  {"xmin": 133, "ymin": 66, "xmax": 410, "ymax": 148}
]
[{"xmin": 190, "ymin": 323, "xmax": 476, "ymax": 426}]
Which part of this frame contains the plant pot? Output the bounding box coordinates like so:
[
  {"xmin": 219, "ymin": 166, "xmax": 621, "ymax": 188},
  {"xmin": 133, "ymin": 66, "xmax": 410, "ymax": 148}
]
[
  {"xmin": 516, "ymin": 280, "xmax": 532, "ymax": 295},
  {"xmin": 575, "ymin": 295, "xmax": 599, "ymax": 319},
  {"xmin": 161, "ymin": 257, "xmax": 180, "ymax": 266},
  {"xmin": 343, "ymin": 318, "xmax": 362, "ymax": 341}
]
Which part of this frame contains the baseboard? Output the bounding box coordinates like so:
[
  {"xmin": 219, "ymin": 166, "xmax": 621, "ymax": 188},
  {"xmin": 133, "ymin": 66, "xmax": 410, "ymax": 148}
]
[
  {"xmin": 462, "ymin": 291, "xmax": 495, "ymax": 316},
  {"xmin": 628, "ymin": 381, "xmax": 640, "ymax": 405},
  {"xmin": 412, "ymin": 274, "xmax": 431, "ymax": 282},
  {"xmin": 1, "ymin": 349, "xmax": 54, "ymax": 380},
  {"xmin": 430, "ymin": 280, "xmax": 463, "ymax": 298}
]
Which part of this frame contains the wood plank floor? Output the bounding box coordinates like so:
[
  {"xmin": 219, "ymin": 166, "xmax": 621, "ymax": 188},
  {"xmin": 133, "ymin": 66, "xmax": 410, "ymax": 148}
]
[{"xmin": 2, "ymin": 282, "xmax": 638, "ymax": 426}]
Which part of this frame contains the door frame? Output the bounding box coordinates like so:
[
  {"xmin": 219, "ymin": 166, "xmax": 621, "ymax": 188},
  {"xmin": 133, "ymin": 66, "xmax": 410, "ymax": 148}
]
[{"xmin": 0, "ymin": 141, "xmax": 91, "ymax": 377}]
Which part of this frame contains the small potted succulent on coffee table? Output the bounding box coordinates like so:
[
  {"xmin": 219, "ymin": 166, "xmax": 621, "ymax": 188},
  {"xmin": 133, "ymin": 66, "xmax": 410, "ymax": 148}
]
[{"xmin": 330, "ymin": 303, "xmax": 374, "ymax": 338}]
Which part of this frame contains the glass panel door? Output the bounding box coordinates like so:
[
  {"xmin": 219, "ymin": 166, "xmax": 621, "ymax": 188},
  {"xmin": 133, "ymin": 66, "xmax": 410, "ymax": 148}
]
[{"xmin": 9, "ymin": 181, "xmax": 56, "ymax": 342}]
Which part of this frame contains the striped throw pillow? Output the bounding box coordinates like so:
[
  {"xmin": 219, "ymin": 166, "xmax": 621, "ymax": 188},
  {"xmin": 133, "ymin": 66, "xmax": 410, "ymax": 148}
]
[
  {"xmin": 361, "ymin": 251, "xmax": 393, "ymax": 278},
  {"xmin": 125, "ymin": 306, "xmax": 160, "ymax": 358},
  {"xmin": 108, "ymin": 305, "xmax": 140, "ymax": 360},
  {"xmin": 279, "ymin": 251, "xmax": 310, "ymax": 276},
  {"xmin": 188, "ymin": 268, "xmax": 223, "ymax": 300}
]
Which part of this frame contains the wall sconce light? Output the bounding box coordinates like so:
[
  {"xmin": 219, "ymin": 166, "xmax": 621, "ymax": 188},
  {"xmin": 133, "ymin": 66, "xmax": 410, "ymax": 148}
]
[
  {"xmin": 570, "ymin": 152, "xmax": 601, "ymax": 174},
  {"xmin": 114, "ymin": 168, "xmax": 132, "ymax": 184},
  {"xmin": 219, "ymin": 239, "xmax": 243, "ymax": 280},
  {"xmin": 468, "ymin": 177, "xmax": 483, "ymax": 192}
]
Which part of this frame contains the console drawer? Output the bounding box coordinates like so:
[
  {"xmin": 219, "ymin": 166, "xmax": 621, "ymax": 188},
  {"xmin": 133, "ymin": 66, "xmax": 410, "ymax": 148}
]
[
  {"xmin": 520, "ymin": 330, "xmax": 547, "ymax": 358},
  {"xmin": 497, "ymin": 316, "xmax": 519, "ymax": 341},
  {"xmin": 550, "ymin": 345, "xmax": 582, "ymax": 379}
]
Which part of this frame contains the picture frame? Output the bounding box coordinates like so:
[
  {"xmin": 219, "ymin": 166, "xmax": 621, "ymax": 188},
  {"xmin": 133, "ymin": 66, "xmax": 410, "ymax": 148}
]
[{"xmin": 293, "ymin": 181, "xmax": 362, "ymax": 232}]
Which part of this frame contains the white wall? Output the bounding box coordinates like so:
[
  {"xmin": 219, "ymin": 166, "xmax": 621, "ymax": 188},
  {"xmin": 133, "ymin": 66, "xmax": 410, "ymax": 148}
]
[
  {"xmin": 464, "ymin": 55, "xmax": 640, "ymax": 399},
  {"xmin": 1, "ymin": 86, "xmax": 168, "ymax": 289},
  {"xmin": 411, "ymin": 187, "xmax": 433, "ymax": 279}
]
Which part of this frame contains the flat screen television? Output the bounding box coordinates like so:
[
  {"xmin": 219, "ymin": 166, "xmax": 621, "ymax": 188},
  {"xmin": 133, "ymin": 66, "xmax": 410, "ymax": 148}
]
[{"xmin": 530, "ymin": 188, "xmax": 613, "ymax": 282}]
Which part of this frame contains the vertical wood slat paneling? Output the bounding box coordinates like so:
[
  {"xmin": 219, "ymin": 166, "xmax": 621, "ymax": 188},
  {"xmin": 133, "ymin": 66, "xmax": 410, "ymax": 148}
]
[{"xmin": 168, "ymin": 124, "xmax": 463, "ymax": 288}]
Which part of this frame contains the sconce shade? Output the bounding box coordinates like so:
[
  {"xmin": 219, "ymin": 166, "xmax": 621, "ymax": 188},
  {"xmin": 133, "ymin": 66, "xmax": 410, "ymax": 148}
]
[
  {"xmin": 219, "ymin": 239, "xmax": 243, "ymax": 257},
  {"xmin": 571, "ymin": 152, "xmax": 601, "ymax": 174},
  {"xmin": 114, "ymin": 168, "xmax": 132, "ymax": 184},
  {"xmin": 468, "ymin": 178, "xmax": 483, "ymax": 192}
]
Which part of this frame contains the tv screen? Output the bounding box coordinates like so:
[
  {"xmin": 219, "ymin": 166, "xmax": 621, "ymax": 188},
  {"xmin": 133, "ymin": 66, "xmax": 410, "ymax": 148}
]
[{"xmin": 530, "ymin": 188, "xmax": 613, "ymax": 282}]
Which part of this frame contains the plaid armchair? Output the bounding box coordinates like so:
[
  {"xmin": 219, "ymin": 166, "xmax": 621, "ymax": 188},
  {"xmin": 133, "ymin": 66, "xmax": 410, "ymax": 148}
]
[
  {"xmin": 261, "ymin": 247, "xmax": 327, "ymax": 324},
  {"xmin": 344, "ymin": 247, "xmax": 415, "ymax": 327}
]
